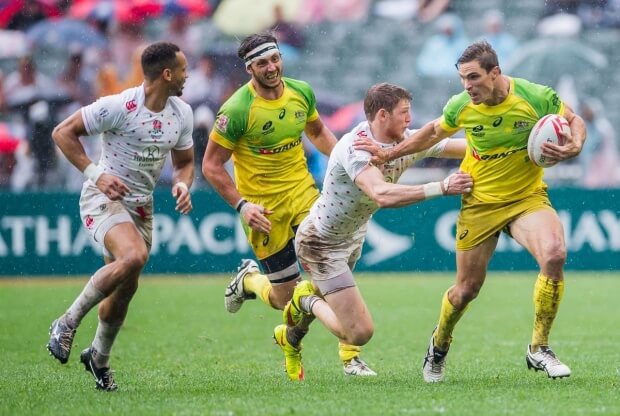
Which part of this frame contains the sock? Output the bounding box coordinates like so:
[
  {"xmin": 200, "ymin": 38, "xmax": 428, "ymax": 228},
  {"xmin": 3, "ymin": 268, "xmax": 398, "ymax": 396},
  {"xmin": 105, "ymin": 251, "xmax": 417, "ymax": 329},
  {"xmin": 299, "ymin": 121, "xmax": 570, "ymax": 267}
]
[
  {"xmin": 531, "ymin": 273, "xmax": 564, "ymax": 351},
  {"xmin": 64, "ymin": 277, "xmax": 106, "ymax": 329},
  {"xmin": 242, "ymin": 272, "xmax": 275, "ymax": 308},
  {"xmin": 299, "ymin": 294, "xmax": 320, "ymax": 314},
  {"xmin": 91, "ymin": 319, "xmax": 123, "ymax": 368},
  {"xmin": 286, "ymin": 326, "xmax": 308, "ymax": 348},
  {"xmin": 338, "ymin": 342, "xmax": 361, "ymax": 363},
  {"xmin": 434, "ymin": 288, "xmax": 467, "ymax": 351}
]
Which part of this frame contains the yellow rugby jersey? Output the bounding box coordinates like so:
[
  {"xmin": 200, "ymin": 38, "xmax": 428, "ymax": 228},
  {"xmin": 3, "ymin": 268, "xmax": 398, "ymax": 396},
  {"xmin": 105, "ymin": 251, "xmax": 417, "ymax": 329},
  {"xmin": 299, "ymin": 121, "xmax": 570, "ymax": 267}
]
[
  {"xmin": 440, "ymin": 77, "xmax": 565, "ymax": 203},
  {"xmin": 210, "ymin": 78, "xmax": 319, "ymax": 197}
]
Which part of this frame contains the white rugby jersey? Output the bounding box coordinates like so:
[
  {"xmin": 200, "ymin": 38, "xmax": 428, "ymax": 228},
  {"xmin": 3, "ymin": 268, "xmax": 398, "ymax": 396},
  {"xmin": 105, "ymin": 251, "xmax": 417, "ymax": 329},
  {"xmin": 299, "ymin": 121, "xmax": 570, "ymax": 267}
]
[
  {"xmin": 310, "ymin": 121, "xmax": 446, "ymax": 239},
  {"xmin": 81, "ymin": 84, "xmax": 193, "ymax": 206}
]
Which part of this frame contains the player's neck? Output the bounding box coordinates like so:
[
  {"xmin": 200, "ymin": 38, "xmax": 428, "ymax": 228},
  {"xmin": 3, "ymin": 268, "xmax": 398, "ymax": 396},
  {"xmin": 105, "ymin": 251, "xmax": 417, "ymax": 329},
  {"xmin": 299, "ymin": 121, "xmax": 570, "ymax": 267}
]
[
  {"xmin": 251, "ymin": 79, "xmax": 284, "ymax": 100},
  {"xmin": 486, "ymin": 75, "xmax": 511, "ymax": 106},
  {"xmin": 368, "ymin": 122, "xmax": 399, "ymax": 145},
  {"xmin": 143, "ymin": 83, "xmax": 170, "ymax": 113}
]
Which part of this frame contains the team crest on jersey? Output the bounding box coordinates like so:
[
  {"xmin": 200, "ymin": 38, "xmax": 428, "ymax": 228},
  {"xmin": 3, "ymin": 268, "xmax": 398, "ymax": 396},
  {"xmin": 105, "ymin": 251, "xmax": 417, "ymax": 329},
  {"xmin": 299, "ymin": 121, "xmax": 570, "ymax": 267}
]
[
  {"xmin": 85, "ymin": 215, "xmax": 94, "ymax": 229},
  {"xmin": 149, "ymin": 119, "xmax": 163, "ymax": 138},
  {"xmin": 215, "ymin": 115, "xmax": 229, "ymax": 133}
]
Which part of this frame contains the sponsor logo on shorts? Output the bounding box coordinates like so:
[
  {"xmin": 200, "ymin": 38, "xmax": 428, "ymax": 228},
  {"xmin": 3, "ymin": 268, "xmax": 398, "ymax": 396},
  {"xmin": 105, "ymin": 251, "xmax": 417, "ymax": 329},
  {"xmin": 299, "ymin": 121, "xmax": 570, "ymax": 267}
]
[
  {"xmin": 262, "ymin": 236, "xmax": 270, "ymax": 246},
  {"xmin": 459, "ymin": 229, "xmax": 469, "ymax": 240}
]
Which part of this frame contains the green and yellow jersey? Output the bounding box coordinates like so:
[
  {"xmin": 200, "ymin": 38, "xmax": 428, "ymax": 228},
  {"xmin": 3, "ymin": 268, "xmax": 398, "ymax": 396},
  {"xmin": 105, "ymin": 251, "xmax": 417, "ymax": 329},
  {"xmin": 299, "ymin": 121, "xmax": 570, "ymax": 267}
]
[
  {"xmin": 210, "ymin": 77, "xmax": 319, "ymax": 198},
  {"xmin": 440, "ymin": 77, "xmax": 565, "ymax": 203}
]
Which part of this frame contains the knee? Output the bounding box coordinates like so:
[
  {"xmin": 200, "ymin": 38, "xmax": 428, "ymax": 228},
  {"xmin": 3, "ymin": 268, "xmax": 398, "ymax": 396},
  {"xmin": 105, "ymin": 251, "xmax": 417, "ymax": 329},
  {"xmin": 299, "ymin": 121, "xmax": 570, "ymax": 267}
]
[
  {"xmin": 118, "ymin": 248, "xmax": 149, "ymax": 274},
  {"xmin": 452, "ymin": 281, "xmax": 482, "ymax": 307},
  {"xmin": 540, "ymin": 243, "xmax": 566, "ymax": 270},
  {"xmin": 347, "ymin": 325, "xmax": 374, "ymax": 346}
]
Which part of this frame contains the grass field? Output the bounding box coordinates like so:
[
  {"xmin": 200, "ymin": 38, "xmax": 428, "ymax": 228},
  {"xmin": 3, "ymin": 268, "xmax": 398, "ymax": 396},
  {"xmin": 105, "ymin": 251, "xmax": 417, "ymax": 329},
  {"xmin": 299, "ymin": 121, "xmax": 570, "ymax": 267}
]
[{"xmin": 1, "ymin": 272, "xmax": 619, "ymax": 416}]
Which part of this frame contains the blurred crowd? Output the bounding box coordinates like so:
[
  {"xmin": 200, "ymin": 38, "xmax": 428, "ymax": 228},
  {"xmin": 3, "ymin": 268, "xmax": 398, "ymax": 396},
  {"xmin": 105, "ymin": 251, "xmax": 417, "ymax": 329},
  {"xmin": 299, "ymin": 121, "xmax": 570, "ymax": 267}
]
[{"xmin": 0, "ymin": 0, "xmax": 618, "ymax": 191}]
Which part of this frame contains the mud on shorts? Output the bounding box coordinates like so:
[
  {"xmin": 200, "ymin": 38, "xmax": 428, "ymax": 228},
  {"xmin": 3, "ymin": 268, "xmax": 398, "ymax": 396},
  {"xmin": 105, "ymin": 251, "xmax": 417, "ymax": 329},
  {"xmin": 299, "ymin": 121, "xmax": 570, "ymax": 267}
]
[
  {"xmin": 456, "ymin": 187, "xmax": 556, "ymax": 250},
  {"xmin": 294, "ymin": 216, "xmax": 366, "ymax": 295}
]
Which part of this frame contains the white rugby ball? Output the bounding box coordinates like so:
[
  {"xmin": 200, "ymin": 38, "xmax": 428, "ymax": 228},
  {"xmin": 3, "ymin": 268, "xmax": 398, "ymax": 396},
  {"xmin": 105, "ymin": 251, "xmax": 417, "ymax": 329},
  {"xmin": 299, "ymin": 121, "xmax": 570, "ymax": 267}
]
[{"xmin": 527, "ymin": 114, "xmax": 570, "ymax": 168}]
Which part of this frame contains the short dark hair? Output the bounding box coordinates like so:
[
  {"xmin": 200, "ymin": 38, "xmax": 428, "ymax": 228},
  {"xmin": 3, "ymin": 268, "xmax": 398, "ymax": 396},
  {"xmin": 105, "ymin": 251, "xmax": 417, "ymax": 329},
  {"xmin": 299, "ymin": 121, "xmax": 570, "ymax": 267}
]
[
  {"xmin": 237, "ymin": 32, "xmax": 278, "ymax": 60},
  {"xmin": 141, "ymin": 42, "xmax": 181, "ymax": 80},
  {"xmin": 364, "ymin": 83, "xmax": 412, "ymax": 121},
  {"xmin": 455, "ymin": 40, "xmax": 499, "ymax": 72}
]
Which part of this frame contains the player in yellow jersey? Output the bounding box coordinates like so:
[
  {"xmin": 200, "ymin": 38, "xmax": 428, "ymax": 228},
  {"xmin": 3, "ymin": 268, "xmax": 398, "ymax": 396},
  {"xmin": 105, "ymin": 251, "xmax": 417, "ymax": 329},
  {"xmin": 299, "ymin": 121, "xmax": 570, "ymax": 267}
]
[
  {"xmin": 355, "ymin": 41, "xmax": 586, "ymax": 382},
  {"xmin": 201, "ymin": 32, "xmax": 375, "ymax": 380}
]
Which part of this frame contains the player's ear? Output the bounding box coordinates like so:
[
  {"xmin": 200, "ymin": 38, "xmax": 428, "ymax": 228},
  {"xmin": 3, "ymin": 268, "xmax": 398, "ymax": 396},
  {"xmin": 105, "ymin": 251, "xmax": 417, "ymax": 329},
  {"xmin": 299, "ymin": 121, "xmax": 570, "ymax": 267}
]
[
  {"xmin": 245, "ymin": 65, "xmax": 253, "ymax": 75},
  {"xmin": 163, "ymin": 68, "xmax": 173, "ymax": 81}
]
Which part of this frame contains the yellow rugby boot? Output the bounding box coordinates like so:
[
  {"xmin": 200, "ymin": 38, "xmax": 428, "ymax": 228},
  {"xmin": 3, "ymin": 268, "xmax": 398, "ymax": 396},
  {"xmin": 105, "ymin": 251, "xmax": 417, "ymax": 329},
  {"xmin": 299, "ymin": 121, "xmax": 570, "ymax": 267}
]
[{"xmin": 273, "ymin": 324, "xmax": 304, "ymax": 381}]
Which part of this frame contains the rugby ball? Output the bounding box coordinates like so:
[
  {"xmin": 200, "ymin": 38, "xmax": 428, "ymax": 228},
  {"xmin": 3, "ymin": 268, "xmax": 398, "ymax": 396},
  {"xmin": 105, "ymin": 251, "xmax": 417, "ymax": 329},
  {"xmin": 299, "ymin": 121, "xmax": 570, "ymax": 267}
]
[{"xmin": 527, "ymin": 114, "xmax": 570, "ymax": 167}]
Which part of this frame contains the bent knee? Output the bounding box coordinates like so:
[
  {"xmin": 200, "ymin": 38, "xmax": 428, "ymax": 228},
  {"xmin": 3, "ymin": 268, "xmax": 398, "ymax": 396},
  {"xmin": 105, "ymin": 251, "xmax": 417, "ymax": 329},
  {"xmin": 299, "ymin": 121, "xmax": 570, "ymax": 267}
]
[
  {"xmin": 452, "ymin": 283, "xmax": 482, "ymax": 307},
  {"xmin": 540, "ymin": 246, "xmax": 566, "ymax": 269},
  {"xmin": 118, "ymin": 250, "xmax": 149, "ymax": 272},
  {"xmin": 347, "ymin": 326, "xmax": 374, "ymax": 346}
]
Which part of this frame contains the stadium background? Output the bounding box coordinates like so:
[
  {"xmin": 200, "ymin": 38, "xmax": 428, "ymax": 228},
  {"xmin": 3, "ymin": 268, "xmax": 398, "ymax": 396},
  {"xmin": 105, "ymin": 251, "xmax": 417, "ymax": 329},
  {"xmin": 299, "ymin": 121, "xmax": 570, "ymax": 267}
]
[{"xmin": 0, "ymin": 0, "xmax": 619, "ymax": 276}]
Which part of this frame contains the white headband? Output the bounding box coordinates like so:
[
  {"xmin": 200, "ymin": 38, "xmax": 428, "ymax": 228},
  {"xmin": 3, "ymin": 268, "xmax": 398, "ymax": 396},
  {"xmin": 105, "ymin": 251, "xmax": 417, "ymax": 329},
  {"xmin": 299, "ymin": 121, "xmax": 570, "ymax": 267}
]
[{"xmin": 244, "ymin": 42, "xmax": 280, "ymax": 67}]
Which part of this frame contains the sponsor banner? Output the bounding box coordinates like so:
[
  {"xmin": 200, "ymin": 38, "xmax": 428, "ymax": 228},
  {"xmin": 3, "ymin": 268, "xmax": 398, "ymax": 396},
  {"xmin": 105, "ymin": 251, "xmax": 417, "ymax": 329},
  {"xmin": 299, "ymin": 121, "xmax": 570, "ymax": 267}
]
[{"xmin": 0, "ymin": 189, "xmax": 618, "ymax": 276}]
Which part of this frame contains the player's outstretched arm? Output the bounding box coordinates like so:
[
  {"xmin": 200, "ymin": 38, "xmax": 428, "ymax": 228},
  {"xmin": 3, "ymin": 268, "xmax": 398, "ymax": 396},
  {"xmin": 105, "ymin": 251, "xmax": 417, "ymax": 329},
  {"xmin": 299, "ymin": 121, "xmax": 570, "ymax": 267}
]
[
  {"xmin": 541, "ymin": 106, "xmax": 587, "ymax": 164},
  {"xmin": 355, "ymin": 165, "xmax": 472, "ymax": 208},
  {"xmin": 305, "ymin": 117, "xmax": 338, "ymax": 157},
  {"xmin": 354, "ymin": 118, "xmax": 451, "ymax": 164},
  {"xmin": 438, "ymin": 138, "xmax": 467, "ymax": 159},
  {"xmin": 52, "ymin": 109, "xmax": 129, "ymax": 200},
  {"xmin": 171, "ymin": 147, "xmax": 195, "ymax": 214}
]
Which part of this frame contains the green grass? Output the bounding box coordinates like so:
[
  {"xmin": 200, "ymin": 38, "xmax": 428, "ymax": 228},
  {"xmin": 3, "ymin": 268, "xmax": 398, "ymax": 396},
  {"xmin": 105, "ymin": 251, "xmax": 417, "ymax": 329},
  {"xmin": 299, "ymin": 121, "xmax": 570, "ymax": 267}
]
[{"xmin": 1, "ymin": 273, "xmax": 619, "ymax": 416}]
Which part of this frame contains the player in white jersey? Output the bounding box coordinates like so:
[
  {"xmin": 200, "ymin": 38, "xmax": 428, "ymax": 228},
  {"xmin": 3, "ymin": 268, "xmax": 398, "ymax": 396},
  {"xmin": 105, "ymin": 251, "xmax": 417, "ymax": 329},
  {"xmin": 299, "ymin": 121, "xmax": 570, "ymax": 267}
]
[
  {"xmin": 275, "ymin": 83, "xmax": 473, "ymax": 377},
  {"xmin": 46, "ymin": 42, "xmax": 194, "ymax": 391}
]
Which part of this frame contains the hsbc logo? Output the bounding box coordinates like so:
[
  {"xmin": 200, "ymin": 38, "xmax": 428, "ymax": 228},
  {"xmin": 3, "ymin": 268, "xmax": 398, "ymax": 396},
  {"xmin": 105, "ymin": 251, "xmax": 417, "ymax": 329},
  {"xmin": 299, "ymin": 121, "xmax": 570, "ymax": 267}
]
[{"xmin": 125, "ymin": 100, "xmax": 137, "ymax": 112}]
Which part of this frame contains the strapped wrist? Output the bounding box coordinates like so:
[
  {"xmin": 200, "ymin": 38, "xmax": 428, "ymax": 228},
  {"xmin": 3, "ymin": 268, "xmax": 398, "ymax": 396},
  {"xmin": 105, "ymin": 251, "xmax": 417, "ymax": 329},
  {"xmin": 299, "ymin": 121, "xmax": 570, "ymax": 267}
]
[
  {"xmin": 423, "ymin": 182, "xmax": 443, "ymax": 199},
  {"xmin": 83, "ymin": 163, "xmax": 104, "ymax": 184},
  {"xmin": 235, "ymin": 198, "xmax": 248, "ymax": 213}
]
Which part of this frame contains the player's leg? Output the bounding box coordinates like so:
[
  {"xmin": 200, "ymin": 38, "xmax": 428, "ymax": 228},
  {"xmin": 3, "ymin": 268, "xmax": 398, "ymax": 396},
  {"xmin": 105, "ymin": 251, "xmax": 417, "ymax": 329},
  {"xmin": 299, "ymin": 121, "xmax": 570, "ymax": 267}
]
[
  {"xmin": 80, "ymin": 222, "xmax": 149, "ymax": 391},
  {"xmin": 293, "ymin": 222, "xmax": 375, "ymax": 376},
  {"xmin": 47, "ymin": 192, "xmax": 137, "ymax": 365},
  {"xmin": 510, "ymin": 207, "xmax": 571, "ymax": 378},
  {"xmin": 422, "ymin": 237, "xmax": 497, "ymax": 383},
  {"xmin": 225, "ymin": 196, "xmax": 302, "ymax": 312}
]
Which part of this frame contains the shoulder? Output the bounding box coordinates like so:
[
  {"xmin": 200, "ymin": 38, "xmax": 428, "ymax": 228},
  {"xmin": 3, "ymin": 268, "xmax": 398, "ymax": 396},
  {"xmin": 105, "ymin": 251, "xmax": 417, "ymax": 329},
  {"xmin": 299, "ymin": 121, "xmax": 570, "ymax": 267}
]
[
  {"xmin": 511, "ymin": 76, "xmax": 562, "ymax": 116},
  {"xmin": 512, "ymin": 77, "xmax": 553, "ymax": 97},
  {"xmin": 443, "ymin": 90, "xmax": 471, "ymax": 113},
  {"xmin": 283, "ymin": 77, "xmax": 315, "ymax": 102},
  {"xmin": 442, "ymin": 91, "xmax": 471, "ymax": 127},
  {"xmin": 167, "ymin": 96, "xmax": 193, "ymax": 114},
  {"xmin": 219, "ymin": 83, "xmax": 254, "ymax": 116}
]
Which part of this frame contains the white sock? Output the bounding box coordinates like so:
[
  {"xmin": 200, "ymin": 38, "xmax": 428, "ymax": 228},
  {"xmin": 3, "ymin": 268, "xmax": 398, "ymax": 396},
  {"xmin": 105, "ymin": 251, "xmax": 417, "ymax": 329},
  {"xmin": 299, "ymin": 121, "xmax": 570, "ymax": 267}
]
[
  {"xmin": 64, "ymin": 277, "xmax": 105, "ymax": 328},
  {"xmin": 92, "ymin": 319, "xmax": 123, "ymax": 368}
]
